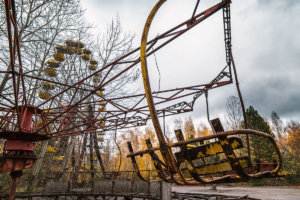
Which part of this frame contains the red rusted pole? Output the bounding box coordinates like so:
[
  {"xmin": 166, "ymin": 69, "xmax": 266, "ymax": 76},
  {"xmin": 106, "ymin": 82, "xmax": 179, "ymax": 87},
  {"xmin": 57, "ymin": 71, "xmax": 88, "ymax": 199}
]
[
  {"xmin": 9, "ymin": 171, "xmax": 22, "ymax": 200},
  {"xmin": 230, "ymin": 51, "xmax": 250, "ymax": 158}
]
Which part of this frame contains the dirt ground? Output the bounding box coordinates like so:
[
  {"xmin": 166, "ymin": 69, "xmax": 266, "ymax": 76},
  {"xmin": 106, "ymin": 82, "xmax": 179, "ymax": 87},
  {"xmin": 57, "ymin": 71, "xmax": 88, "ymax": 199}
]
[{"xmin": 172, "ymin": 185, "xmax": 300, "ymax": 200}]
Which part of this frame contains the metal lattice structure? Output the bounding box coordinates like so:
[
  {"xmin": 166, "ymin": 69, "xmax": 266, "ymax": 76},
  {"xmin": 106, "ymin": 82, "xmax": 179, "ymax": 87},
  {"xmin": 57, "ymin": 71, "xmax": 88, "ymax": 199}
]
[{"xmin": 0, "ymin": 0, "xmax": 282, "ymax": 199}]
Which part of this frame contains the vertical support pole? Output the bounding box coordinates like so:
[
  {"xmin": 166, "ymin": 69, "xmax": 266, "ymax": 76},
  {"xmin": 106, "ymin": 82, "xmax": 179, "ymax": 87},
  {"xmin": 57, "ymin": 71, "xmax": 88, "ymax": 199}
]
[
  {"xmin": 230, "ymin": 52, "xmax": 250, "ymax": 158},
  {"xmin": 89, "ymin": 134, "xmax": 95, "ymax": 193},
  {"xmin": 9, "ymin": 171, "xmax": 22, "ymax": 200},
  {"xmin": 160, "ymin": 181, "xmax": 163, "ymax": 200}
]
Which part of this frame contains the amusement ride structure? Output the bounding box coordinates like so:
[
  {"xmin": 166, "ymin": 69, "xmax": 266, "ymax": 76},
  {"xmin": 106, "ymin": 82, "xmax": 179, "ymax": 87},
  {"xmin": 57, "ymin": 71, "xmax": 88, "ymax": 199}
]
[{"xmin": 0, "ymin": 0, "xmax": 282, "ymax": 199}]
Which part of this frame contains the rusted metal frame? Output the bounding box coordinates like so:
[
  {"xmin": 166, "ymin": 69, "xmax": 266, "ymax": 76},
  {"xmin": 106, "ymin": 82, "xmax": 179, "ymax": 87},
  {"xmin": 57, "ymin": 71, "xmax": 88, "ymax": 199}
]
[
  {"xmin": 81, "ymin": 82, "xmax": 98, "ymax": 88},
  {"xmin": 129, "ymin": 95, "xmax": 147, "ymax": 111},
  {"xmin": 157, "ymin": 102, "xmax": 190, "ymax": 116},
  {"xmin": 16, "ymin": 72, "xmax": 91, "ymax": 92},
  {"xmin": 101, "ymin": 89, "xmax": 216, "ymax": 127},
  {"xmin": 19, "ymin": 107, "xmax": 29, "ymax": 131},
  {"xmin": 33, "ymin": 107, "xmax": 38, "ymax": 131},
  {"xmin": 191, "ymin": 0, "xmax": 201, "ymax": 23},
  {"xmin": 0, "ymin": 70, "xmax": 13, "ymax": 73},
  {"xmin": 48, "ymin": 122, "xmax": 99, "ymax": 138},
  {"xmin": 62, "ymin": 80, "xmax": 225, "ymax": 106},
  {"xmin": 93, "ymin": 132, "xmax": 106, "ymax": 178},
  {"xmin": 115, "ymin": 117, "xmax": 148, "ymax": 130},
  {"xmin": 8, "ymin": 0, "xmax": 230, "ymax": 137},
  {"xmin": 94, "ymin": 109, "xmax": 142, "ymax": 128},
  {"xmin": 157, "ymin": 102, "xmax": 192, "ymax": 116},
  {"xmin": 111, "ymin": 127, "xmax": 122, "ymax": 179},
  {"xmin": 40, "ymin": 111, "xmax": 52, "ymax": 135},
  {"xmin": 0, "ymin": 91, "xmax": 16, "ymax": 106},
  {"xmin": 127, "ymin": 130, "xmax": 282, "ymax": 171},
  {"xmin": 191, "ymin": 65, "xmax": 231, "ymax": 106},
  {"xmin": 38, "ymin": 65, "xmax": 230, "ymax": 125},
  {"xmin": 135, "ymin": 81, "xmax": 231, "ymax": 112},
  {"xmin": 35, "ymin": 60, "xmax": 140, "ymax": 131},
  {"xmin": 46, "ymin": 111, "xmax": 116, "ymax": 136},
  {"xmin": 145, "ymin": 139, "xmax": 171, "ymax": 182},
  {"xmin": 99, "ymin": 60, "xmax": 140, "ymax": 92},
  {"xmin": 57, "ymin": 113, "xmax": 97, "ymax": 136},
  {"xmin": 0, "ymin": 107, "xmax": 14, "ymax": 128},
  {"xmin": 88, "ymin": 133, "xmax": 95, "ymax": 192},
  {"xmin": 76, "ymin": 1, "xmax": 231, "ymax": 111},
  {"xmin": 126, "ymin": 142, "xmax": 148, "ymax": 182},
  {"xmin": 134, "ymin": 82, "xmax": 231, "ymax": 114},
  {"xmin": 0, "ymin": 115, "xmax": 17, "ymax": 132},
  {"xmin": 53, "ymin": 98, "xmax": 93, "ymax": 133},
  {"xmin": 79, "ymin": 76, "xmax": 230, "ymax": 105},
  {"xmin": 158, "ymin": 109, "xmax": 192, "ymax": 116},
  {"xmin": 3, "ymin": 108, "xmax": 17, "ymax": 131},
  {"xmin": 35, "ymin": 91, "xmax": 88, "ymax": 133},
  {"xmin": 230, "ymin": 52, "xmax": 250, "ymax": 159},
  {"xmin": 142, "ymin": 1, "xmax": 220, "ymax": 47},
  {"xmin": 10, "ymin": 0, "xmax": 27, "ymax": 106},
  {"xmin": 110, "ymin": 121, "xmax": 145, "ymax": 131},
  {"xmin": 222, "ymin": 1, "xmax": 232, "ymax": 66},
  {"xmin": 8, "ymin": 171, "xmax": 21, "ymax": 200},
  {"xmin": 4, "ymin": 0, "xmax": 21, "ymax": 131},
  {"xmin": 54, "ymin": 111, "xmax": 81, "ymax": 137},
  {"xmin": 96, "ymin": 96, "xmax": 129, "ymax": 113},
  {"xmin": 164, "ymin": 89, "xmax": 184, "ymax": 102},
  {"xmin": 145, "ymin": 0, "xmax": 231, "ymax": 58},
  {"xmin": 111, "ymin": 113, "xmax": 147, "ymax": 128},
  {"xmin": 97, "ymin": 64, "xmax": 116, "ymax": 88},
  {"xmin": 115, "ymin": 60, "xmax": 138, "ymax": 64}
]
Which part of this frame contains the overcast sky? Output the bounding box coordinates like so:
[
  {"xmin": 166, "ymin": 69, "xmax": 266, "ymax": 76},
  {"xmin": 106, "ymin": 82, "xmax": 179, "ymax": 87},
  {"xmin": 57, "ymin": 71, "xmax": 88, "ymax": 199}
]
[{"xmin": 81, "ymin": 0, "xmax": 300, "ymax": 126}]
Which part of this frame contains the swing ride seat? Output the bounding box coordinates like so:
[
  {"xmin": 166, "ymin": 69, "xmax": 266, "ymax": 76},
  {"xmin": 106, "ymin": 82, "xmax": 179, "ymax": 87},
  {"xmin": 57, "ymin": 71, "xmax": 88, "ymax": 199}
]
[
  {"xmin": 127, "ymin": 125, "xmax": 282, "ymax": 184},
  {"xmin": 174, "ymin": 132, "xmax": 252, "ymax": 177}
]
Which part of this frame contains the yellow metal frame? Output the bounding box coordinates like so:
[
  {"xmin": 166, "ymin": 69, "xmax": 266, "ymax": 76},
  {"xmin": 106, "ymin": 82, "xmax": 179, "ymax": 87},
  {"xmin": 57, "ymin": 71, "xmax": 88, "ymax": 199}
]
[{"xmin": 140, "ymin": 0, "xmax": 190, "ymax": 184}]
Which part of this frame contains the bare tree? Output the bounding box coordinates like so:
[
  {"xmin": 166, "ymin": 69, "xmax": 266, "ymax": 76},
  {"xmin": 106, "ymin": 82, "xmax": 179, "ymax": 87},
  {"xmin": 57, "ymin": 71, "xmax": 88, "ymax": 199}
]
[
  {"xmin": 0, "ymin": 0, "xmax": 88, "ymax": 97},
  {"xmin": 174, "ymin": 118, "xmax": 183, "ymax": 130},
  {"xmin": 225, "ymin": 96, "xmax": 243, "ymax": 129},
  {"xmin": 94, "ymin": 16, "xmax": 137, "ymax": 98},
  {"xmin": 271, "ymin": 111, "xmax": 284, "ymax": 139}
]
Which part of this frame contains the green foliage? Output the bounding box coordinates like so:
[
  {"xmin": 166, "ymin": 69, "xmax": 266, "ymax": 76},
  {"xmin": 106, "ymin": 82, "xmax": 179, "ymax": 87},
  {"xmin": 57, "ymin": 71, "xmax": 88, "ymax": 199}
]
[
  {"xmin": 246, "ymin": 106, "xmax": 276, "ymax": 162},
  {"xmin": 246, "ymin": 106, "xmax": 273, "ymax": 135}
]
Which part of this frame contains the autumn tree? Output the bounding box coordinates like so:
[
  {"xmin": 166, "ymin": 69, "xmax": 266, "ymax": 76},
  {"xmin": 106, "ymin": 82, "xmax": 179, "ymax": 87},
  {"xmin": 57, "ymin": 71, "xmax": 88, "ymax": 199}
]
[
  {"xmin": 196, "ymin": 122, "xmax": 213, "ymax": 138},
  {"xmin": 286, "ymin": 121, "xmax": 300, "ymax": 156},
  {"xmin": 271, "ymin": 117, "xmax": 300, "ymax": 177},
  {"xmin": 285, "ymin": 121, "xmax": 300, "ymax": 174},
  {"xmin": 183, "ymin": 116, "xmax": 196, "ymax": 140}
]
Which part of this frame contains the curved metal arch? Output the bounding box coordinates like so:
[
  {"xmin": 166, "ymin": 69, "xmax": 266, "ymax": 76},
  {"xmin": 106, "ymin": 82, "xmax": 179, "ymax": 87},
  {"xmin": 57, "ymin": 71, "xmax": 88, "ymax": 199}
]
[{"xmin": 139, "ymin": 0, "xmax": 233, "ymax": 184}]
